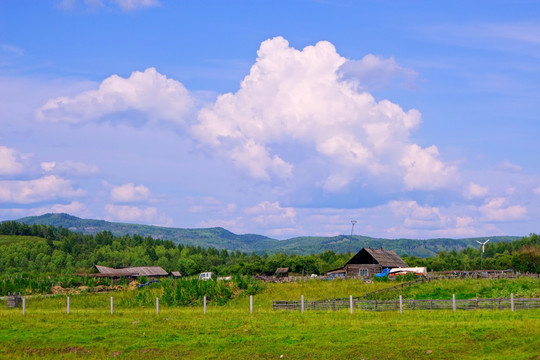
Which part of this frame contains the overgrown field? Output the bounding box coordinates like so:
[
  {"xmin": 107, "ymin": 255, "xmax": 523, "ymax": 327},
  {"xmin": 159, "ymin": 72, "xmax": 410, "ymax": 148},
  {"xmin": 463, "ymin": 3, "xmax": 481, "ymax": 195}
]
[{"xmin": 1, "ymin": 278, "xmax": 539, "ymax": 359}]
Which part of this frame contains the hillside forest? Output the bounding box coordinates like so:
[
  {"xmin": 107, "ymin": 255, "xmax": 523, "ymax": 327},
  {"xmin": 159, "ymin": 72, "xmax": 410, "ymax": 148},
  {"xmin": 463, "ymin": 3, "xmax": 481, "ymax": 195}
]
[{"xmin": 0, "ymin": 221, "xmax": 538, "ymax": 277}]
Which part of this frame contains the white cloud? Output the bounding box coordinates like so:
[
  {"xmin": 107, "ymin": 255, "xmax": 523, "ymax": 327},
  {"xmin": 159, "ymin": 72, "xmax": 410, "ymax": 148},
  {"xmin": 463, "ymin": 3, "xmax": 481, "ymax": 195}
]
[
  {"xmin": 534, "ymin": 187, "xmax": 540, "ymax": 196},
  {"xmin": 41, "ymin": 160, "xmax": 99, "ymax": 176},
  {"xmin": 104, "ymin": 204, "xmax": 172, "ymax": 226},
  {"xmin": 112, "ymin": 0, "xmax": 160, "ymax": 10},
  {"xmin": 390, "ymin": 200, "xmax": 447, "ymax": 229},
  {"xmin": 464, "ymin": 182, "xmax": 489, "ymax": 199},
  {"xmin": 58, "ymin": 0, "xmax": 159, "ymax": 11},
  {"xmin": 229, "ymin": 140, "xmax": 292, "ymax": 180},
  {"xmin": 30, "ymin": 201, "xmax": 90, "ymax": 218},
  {"xmin": 455, "ymin": 216, "xmax": 475, "ymax": 228},
  {"xmin": 400, "ymin": 144, "xmax": 459, "ymax": 190},
  {"xmin": 338, "ymin": 54, "xmax": 418, "ymax": 90},
  {"xmin": 0, "ymin": 175, "xmax": 85, "ymax": 204},
  {"xmin": 37, "ymin": 67, "xmax": 193, "ymax": 126},
  {"xmin": 478, "ymin": 197, "xmax": 527, "ymax": 222},
  {"xmin": 110, "ymin": 183, "xmax": 150, "ymax": 203},
  {"xmin": 187, "ymin": 196, "xmax": 237, "ymax": 214},
  {"xmin": 497, "ymin": 161, "xmax": 522, "ymax": 172},
  {"xmin": 390, "ymin": 200, "xmax": 441, "ymax": 220},
  {"xmin": 0, "ymin": 44, "xmax": 25, "ymax": 57},
  {"xmin": 0, "ymin": 146, "xmax": 26, "ymax": 176},
  {"xmin": 245, "ymin": 201, "xmax": 296, "ymax": 227},
  {"xmin": 193, "ymin": 36, "xmax": 457, "ymax": 191}
]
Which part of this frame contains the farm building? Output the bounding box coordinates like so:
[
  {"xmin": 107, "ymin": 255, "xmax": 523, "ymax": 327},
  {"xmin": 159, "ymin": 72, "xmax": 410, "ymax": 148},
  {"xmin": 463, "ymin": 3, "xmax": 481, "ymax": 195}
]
[
  {"xmin": 93, "ymin": 265, "xmax": 169, "ymax": 279},
  {"xmin": 275, "ymin": 267, "xmax": 290, "ymax": 279},
  {"xmin": 327, "ymin": 247, "xmax": 408, "ymax": 278}
]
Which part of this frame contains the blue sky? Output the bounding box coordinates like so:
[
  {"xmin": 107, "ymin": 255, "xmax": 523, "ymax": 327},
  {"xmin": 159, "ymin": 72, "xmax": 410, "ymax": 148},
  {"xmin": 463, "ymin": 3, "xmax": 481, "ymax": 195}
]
[{"xmin": 1, "ymin": 0, "xmax": 539, "ymax": 239}]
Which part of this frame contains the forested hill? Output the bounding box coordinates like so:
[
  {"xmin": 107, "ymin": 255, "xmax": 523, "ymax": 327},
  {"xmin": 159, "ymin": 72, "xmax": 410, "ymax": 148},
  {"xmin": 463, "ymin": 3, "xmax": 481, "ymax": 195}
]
[
  {"xmin": 16, "ymin": 213, "xmax": 280, "ymax": 254},
  {"xmin": 14, "ymin": 213, "xmax": 520, "ymax": 257}
]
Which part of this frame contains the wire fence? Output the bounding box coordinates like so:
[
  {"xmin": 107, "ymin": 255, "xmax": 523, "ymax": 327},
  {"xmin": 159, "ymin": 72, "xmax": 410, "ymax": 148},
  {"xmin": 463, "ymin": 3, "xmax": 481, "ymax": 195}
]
[{"xmin": 272, "ymin": 297, "xmax": 540, "ymax": 312}]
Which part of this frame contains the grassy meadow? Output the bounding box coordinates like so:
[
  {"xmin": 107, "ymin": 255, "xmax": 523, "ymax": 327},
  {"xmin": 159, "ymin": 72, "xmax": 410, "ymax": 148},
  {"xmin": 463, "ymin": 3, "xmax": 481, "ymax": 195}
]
[{"xmin": 0, "ymin": 278, "xmax": 539, "ymax": 359}]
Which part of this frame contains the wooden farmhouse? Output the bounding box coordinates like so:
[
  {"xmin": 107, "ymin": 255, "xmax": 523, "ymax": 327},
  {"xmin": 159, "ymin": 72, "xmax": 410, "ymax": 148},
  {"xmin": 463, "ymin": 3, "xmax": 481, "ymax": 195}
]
[
  {"xmin": 328, "ymin": 247, "xmax": 408, "ymax": 278},
  {"xmin": 93, "ymin": 265, "xmax": 169, "ymax": 279}
]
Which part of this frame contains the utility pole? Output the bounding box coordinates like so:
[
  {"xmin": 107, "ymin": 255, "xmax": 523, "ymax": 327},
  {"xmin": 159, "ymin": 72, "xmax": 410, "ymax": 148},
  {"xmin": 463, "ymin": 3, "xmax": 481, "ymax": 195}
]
[{"xmin": 348, "ymin": 220, "xmax": 357, "ymax": 255}]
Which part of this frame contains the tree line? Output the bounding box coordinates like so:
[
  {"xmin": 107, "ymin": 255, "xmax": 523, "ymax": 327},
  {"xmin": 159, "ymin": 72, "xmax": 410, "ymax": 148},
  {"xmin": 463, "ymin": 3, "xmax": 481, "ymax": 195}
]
[
  {"xmin": 0, "ymin": 221, "xmax": 538, "ymax": 276},
  {"xmin": 0, "ymin": 221, "xmax": 349, "ymax": 276},
  {"xmin": 403, "ymin": 234, "xmax": 539, "ymax": 273}
]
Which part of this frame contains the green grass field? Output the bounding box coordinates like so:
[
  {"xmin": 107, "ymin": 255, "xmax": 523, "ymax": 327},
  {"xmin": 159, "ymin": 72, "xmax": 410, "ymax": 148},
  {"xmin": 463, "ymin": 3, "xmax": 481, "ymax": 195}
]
[{"xmin": 1, "ymin": 279, "xmax": 539, "ymax": 359}]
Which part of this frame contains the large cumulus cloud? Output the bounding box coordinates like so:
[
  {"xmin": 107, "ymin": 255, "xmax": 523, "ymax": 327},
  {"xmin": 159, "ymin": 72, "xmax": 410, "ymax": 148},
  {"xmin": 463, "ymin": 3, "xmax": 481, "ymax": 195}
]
[{"xmin": 193, "ymin": 37, "xmax": 458, "ymax": 190}]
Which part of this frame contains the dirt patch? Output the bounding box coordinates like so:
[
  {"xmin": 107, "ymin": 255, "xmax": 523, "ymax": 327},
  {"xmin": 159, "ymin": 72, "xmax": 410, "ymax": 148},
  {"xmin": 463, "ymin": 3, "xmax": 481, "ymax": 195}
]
[
  {"xmin": 51, "ymin": 285, "xmax": 66, "ymax": 294},
  {"xmin": 128, "ymin": 281, "xmax": 140, "ymax": 290},
  {"xmin": 63, "ymin": 346, "xmax": 91, "ymax": 355}
]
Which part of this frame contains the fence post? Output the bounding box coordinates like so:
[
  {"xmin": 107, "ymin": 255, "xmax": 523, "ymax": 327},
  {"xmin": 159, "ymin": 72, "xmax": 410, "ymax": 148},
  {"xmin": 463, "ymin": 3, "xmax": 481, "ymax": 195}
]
[
  {"xmin": 250, "ymin": 295, "xmax": 253, "ymax": 314},
  {"xmin": 301, "ymin": 295, "xmax": 304, "ymax": 314},
  {"xmin": 203, "ymin": 296, "xmax": 207, "ymax": 314},
  {"xmin": 110, "ymin": 296, "xmax": 114, "ymax": 314},
  {"xmin": 452, "ymin": 294, "xmax": 456, "ymax": 313},
  {"xmin": 350, "ymin": 295, "xmax": 353, "ymax": 314},
  {"xmin": 22, "ymin": 298, "xmax": 26, "ymax": 315},
  {"xmin": 67, "ymin": 296, "xmax": 70, "ymax": 314},
  {"xmin": 511, "ymin": 293, "xmax": 514, "ymax": 312},
  {"xmin": 156, "ymin": 297, "xmax": 159, "ymax": 314},
  {"xmin": 399, "ymin": 295, "xmax": 403, "ymax": 314}
]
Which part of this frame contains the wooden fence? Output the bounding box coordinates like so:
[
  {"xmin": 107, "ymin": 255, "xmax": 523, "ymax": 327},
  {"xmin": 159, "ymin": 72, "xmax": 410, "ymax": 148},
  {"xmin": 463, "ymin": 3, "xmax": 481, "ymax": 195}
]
[{"xmin": 272, "ymin": 297, "xmax": 540, "ymax": 312}]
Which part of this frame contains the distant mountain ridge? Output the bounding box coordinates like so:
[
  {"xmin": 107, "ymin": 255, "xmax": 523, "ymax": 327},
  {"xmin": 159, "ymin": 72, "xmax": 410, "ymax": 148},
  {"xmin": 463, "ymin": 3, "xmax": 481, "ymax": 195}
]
[{"xmin": 14, "ymin": 213, "xmax": 521, "ymax": 258}]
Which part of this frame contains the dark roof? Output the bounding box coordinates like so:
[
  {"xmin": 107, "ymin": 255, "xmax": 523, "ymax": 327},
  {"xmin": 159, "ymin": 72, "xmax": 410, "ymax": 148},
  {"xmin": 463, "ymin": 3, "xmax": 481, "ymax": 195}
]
[
  {"xmin": 326, "ymin": 267, "xmax": 346, "ymax": 274},
  {"xmin": 95, "ymin": 265, "xmax": 168, "ymax": 277},
  {"xmin": 346, "ymin": 248, "xmax": 407, "ymax": 268},
  {"xmin": 275, "ymin": 267, "xmax": 290, "ymax": 274}
]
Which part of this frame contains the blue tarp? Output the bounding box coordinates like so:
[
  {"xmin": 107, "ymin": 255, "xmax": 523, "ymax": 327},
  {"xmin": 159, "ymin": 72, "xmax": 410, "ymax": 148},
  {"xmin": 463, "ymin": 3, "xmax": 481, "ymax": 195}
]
[{"xmin": 374, "ymin": 268, "xmax": 390, "ymax": 277}]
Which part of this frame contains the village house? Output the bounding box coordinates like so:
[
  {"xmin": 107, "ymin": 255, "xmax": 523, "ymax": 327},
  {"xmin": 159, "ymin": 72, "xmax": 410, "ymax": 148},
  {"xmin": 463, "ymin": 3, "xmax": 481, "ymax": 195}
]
[{"xmin": 327, "ymin": 247, "xmax": 408, "ymax": 278}]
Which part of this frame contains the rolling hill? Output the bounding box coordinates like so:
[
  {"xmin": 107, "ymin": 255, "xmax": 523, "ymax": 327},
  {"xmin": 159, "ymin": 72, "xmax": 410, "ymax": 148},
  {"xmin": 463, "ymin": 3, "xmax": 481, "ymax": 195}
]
[{"xmin": 14, "ymin": 213, "xmax": 520, "ymax": 257}]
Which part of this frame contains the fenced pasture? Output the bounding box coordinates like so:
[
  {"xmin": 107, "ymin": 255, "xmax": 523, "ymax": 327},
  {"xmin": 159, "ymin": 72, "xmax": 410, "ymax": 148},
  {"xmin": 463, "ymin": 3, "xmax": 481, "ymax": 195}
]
[
  {"xmin": 1, "ymin": 278, "xmax": 539, "ymax": 359},
  {"xmin": 1, "ymin": 299, "xmax": 539, "ymax": 360}
]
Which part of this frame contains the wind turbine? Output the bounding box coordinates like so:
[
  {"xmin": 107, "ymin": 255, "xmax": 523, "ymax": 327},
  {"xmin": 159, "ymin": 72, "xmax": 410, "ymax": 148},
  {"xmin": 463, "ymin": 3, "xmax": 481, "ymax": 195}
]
[
  {"xmin": 476, "ymin": 239, "xmax": 490, "ymax": 271},
  {"xmin": 348, "ymin": 220, "xmax": 357, "ymax": 255}
]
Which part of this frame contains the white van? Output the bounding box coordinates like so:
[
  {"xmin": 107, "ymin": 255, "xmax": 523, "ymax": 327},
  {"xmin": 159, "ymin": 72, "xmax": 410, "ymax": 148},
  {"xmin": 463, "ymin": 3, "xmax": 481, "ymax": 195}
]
[{"xmin": 198, "ymin": 272, "xmax": 213, "ymax": 281}]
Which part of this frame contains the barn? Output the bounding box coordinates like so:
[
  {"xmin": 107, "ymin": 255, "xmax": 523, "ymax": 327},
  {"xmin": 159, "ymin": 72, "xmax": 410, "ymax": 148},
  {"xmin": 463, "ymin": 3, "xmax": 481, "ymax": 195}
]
[
  {"xmin": 328, "ymin": 247, "xmax": 408, "ymax": 278},
  {"xmin": 93, "ymin": 265, "xmax": 169, "ymax": 279}
]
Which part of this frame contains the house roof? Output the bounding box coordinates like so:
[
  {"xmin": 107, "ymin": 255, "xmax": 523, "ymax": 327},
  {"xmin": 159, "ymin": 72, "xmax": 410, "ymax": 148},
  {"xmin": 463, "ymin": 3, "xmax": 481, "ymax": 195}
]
[
  {"xmin": 346, "ymin": 248, "xmax": 408, "ymax": 268},
  {"xmin": 275, "ymin": 267, "xmax": 290, "ymax": 274},
  {"xmin": 170, "ymin": 271, "xmax": 182, "ymax": 277},
  {"xmin": 95, "ymin": 265, "xmax": 169, "ymax": 277},
  {"xmin": 326, "ymin": 267, "xmax": 346, "ymax": 274}
]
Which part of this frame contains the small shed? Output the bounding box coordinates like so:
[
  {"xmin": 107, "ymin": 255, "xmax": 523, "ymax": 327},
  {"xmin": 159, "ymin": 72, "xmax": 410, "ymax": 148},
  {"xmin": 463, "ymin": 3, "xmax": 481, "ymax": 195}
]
[
  {"xmin": 7, "ymin": 293, "xmax": 22, "ymax": 308},
  {"xmin": 170, "ymin": 271, "xmax": 182, "ymax": 277},
  {"xmin": 93, "ymin": 265, "xmax": 169, "ymax": 279},
  {"xmin": 275, "ymin": 267, "xmax": 290, "ymax": 278}
]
